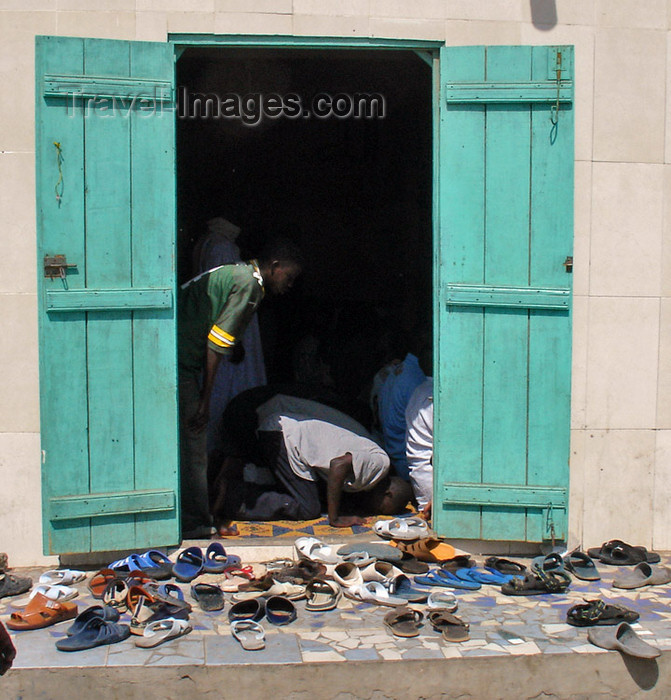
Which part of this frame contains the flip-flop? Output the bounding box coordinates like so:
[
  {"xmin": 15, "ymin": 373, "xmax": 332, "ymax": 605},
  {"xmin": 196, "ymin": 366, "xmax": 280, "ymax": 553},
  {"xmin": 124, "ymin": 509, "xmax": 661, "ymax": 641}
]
[
  {"xmin": 38, "ymin": 569, "xmax": 86, "ymax": 586},
  {"xmin": 428, "ymin": 609, "xmax": 470, "ymax": 642},
  {"xmin": 484, "ymin": 557, "xmax": 526, "ymax": 575},
  {"xmin": 588, "ymin": 622, "xmax": 661, "ymax": 658},
  {"xmin": 228, "ymin": 598, "xmax": 266, "ymax": 623},
  {"xmin": 414, "ymin": 569, "xmax": 481, "ymax": 591},
  {"xmin": 384, "ymin": 606, "xmax": 423, "ymax": 637},
  {"xmin": 455, "ymin": 567, "xmax": 512, "ymax": 585},
  {"xmin": 66, "ymin": 605, "xmax": 120, "ymax": 636},
  {"xmin": 0, "ymin": 573, "xmax": 33, "ymax": 599},
  {"xmin": 305, "ymin": 579, "xmax": 341, "ymax": 612},
  {"xmin": 567, "ymin": 599, "xmax": 639, "ymax": 627},
  {"xmin": 563, "ymin": 550, "xmax": 600, "ymax": 581},
  {"xmin": 345, "ymin": 582, "xmax": 407, "ymax": 607},
  {"xmin": 588, "ymin": 540, "xmax": 661, "ymax": 566},
  {"xmin": 613, "ymin": 562, "xmax": 671, "ymax": 590},
  {"xmin": 7, "ymin": 593, "xmax": 78, "ymax": 631},
  {"xmin": 203, "ymin": 542, "xmax": 241, "ymax": 574},
  {"xmin": 393, "ymin": 538, "xmax": 456, "ymax": 564},
  {"xmin": 337, "ymin": 543, "xmax": 403, "ymax": 564},
  {"xmin": 172, "ymin": 546, "xmax": 204, "ymax": 582},
  {"xmin": 231, "ymin": 619, "xmax": 266, "ymax": 650},
  {"xmin": 191, "ymin": 583, "xmax": 225, "ymax": 611},
  {"xmin": 389, "ymin": 574, "xmax": 428, "ymax": 603},
  {"xmin": 374, "ymin": 517, "xmax": 429, "ymax": 541},
  {"xmin": 295, "ymin": 537, "xmax": 340, "ymax": 564},
  {"xmin": 264, "ymin": 595, "xmax": 297, "ymax": 625},
  {"xmin": 135, "ymin": 618, "xmax": 192, "ymax": 648},
  {"xmin": 427, "ymin": 591, "xmax": 458, "ymax": 612},
  {"xmin": 56, "ymin": 617, "xmax": 130, "ymax": 651},
  {"xmin": 12, "ymin": 584, "xmax": 79, "ymax": 608}
]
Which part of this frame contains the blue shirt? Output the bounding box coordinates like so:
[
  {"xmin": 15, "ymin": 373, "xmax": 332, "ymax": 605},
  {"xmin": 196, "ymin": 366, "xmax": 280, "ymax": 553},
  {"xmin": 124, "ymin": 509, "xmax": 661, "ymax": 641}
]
[{"xmin": 378, "ymin": 353, "xmax": 426, "ymax": 480}]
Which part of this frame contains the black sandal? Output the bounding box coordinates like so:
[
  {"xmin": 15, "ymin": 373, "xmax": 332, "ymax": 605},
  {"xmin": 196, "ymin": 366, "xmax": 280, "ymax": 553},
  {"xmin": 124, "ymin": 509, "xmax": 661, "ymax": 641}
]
[
  {"xmin": 567, "ymin": 599, "xmax": 639, "ymax": 627},
  {"xmin": 501, "ymin": 569, "xmax": 571, "ymax": 596},
  {"xmin": 484, "ymin": 557, "xmax": 526, "ymax": 575}
]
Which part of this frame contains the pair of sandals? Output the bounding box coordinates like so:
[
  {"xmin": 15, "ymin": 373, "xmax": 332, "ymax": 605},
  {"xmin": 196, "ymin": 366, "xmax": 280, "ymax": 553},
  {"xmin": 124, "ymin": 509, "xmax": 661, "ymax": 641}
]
[
  {"xmin": 229, "ymin": 595, "xmax": 297, "ymax": 626},
  {"xmin": 383, "ymin": 606, "xmax": 469, "ymax": 642},
  {"xmin": 414, "ymin": 566, "xmax": 512, "ymax": 590},
  {"xmin": 502, "ymin": 554, "xmax": 572, "ymax": 596},
  {"xmin": 374, "ymin": 517, "xmax": 429, "ymax": 541},
  {"xmin": 171, "ymin": 543, "xmax": 241, "ymax": 582},
  {"xmin": 588, "ymin": 540, "xmax": 661, "ymax": 567}
]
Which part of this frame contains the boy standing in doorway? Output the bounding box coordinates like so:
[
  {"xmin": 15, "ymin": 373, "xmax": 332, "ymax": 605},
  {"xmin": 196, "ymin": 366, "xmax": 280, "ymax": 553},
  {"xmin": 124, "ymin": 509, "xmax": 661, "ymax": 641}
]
[{"xmin": 178, "ymin": 239, "xmax": 303, "ymax": 539}]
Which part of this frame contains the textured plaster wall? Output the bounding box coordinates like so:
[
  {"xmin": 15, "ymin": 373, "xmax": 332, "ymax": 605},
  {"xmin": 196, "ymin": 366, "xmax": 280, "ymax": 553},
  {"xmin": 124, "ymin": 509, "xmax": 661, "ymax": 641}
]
[{"xmin": 0, "ymin": 0, "xmax": 668, "ymax": 564}]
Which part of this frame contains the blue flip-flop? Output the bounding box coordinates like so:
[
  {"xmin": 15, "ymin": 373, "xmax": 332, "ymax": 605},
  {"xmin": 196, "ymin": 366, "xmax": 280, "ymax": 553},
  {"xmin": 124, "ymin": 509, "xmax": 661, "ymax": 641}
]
[
  {"xmin": 455, "ymin": 567, "xmax": 513, "ymax": 585},
  {"xmin": 172, "ymin": 546, "xmax": 204, "ymax": 582},
  {"xmin": 203, "ymin": 542, "xmax": 241, "ymax": 574},
  {"xmin": 414, "ymin": 569, "xmax": 481, "ymax": 590},
  {"xmin": 56, "ymin": 617, "xmax": 131, "ymax": 651}
]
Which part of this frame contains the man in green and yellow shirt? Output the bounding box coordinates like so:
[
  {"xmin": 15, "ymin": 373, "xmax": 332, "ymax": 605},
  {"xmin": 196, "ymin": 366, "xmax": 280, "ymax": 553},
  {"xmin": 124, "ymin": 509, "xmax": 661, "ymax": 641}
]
[{"xmin": 178, "ymin": 239, "xmax": 302, "ymax": 538}]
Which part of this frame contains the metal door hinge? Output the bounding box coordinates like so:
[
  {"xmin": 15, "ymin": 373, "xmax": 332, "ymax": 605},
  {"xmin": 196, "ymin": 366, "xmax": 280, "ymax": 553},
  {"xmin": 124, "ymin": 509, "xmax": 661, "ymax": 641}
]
[{"xmin": 44, "ymin": 254, "xmax": 77, "ymax": 279}]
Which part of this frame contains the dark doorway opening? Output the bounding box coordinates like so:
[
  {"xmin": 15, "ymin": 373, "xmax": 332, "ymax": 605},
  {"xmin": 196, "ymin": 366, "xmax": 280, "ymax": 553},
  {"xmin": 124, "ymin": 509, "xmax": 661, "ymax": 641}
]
[{"xmin": 176, "ymin": 49, "xmax": 432, "ymax": 535}]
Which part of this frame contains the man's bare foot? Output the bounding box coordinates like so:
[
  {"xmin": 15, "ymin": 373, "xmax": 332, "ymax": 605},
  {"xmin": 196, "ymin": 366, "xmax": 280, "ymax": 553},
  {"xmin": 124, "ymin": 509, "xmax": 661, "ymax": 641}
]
[{"xmin": 215, "ymin": 522, "xmax": 239, "ymax": 537}]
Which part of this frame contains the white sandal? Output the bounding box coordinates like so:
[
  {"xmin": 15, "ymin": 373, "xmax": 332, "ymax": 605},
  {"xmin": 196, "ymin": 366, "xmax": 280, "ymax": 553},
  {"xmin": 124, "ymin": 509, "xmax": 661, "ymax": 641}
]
[
  {"xmin": 427, "ymin": 590, "xmax": 458, "ymax": 612},
  {"xmin": 38, "ymin": 569, "xmax": 87, "ymax": 586},
  {"xmin": 231, "ymin": 619, "xmax": 266, "ymax": 651},
  {"xmin": 135, "ymin": 618, "xmax": 192, "ymax": 648},
  {"xmin": 294, "ymin": 537, "xmax": 340, "ymax": 564},
  {"xmin": 345, "ymin": 581, "xmax": 406, "ymax": 607},
  {"xmin": 374, "ymin": 517, "xmax": 429, "ymax": 541}
]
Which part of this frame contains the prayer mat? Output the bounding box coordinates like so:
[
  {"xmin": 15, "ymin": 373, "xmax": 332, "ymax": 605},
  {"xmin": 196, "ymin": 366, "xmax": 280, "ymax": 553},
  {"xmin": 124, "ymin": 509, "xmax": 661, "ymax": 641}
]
[{"xmin": 221, "ymin": 509, "xmax": 416, "ymax": 538}]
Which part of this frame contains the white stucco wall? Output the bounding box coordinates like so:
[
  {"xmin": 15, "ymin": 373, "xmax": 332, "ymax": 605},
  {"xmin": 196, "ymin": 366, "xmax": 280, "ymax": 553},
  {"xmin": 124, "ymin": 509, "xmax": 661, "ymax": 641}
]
[{"xmin": 0, "ymin": 0, "xmax": 669, "ymax": 565}]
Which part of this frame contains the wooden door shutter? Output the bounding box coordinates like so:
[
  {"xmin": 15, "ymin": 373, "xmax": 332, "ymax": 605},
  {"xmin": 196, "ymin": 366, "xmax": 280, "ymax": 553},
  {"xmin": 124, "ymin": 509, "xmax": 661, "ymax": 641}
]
[
  {"xmin": 434, "ymin": 45, "xmax": 574, "ymax": 542},
  {"xmin": 36, "ymin": 36, "xmax": 179, "ymax": 554}
]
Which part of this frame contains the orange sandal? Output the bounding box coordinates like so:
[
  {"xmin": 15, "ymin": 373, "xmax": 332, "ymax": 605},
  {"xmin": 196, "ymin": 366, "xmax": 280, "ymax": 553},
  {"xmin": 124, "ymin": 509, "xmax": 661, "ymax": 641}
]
[
  {"xmin": 393, "ymin": 538, "xmax": 456, "ymax": 563},
  {"xmin": 7, "ymin": 592, "xmax": 78, "ymax": 631}
]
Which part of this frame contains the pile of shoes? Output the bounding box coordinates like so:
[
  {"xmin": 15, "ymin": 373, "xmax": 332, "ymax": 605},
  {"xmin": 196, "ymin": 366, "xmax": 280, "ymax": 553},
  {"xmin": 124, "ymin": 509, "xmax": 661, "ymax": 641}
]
[{"xmin": 1, "ymin": 532, "xmax": 668, "ymax": 660}]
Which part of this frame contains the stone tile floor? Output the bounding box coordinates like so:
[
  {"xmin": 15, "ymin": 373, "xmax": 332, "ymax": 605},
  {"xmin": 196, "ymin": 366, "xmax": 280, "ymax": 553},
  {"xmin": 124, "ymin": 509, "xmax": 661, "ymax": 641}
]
[{"xmin": 3, "ymin": 551, "xmax": 671, "ymax": 669}]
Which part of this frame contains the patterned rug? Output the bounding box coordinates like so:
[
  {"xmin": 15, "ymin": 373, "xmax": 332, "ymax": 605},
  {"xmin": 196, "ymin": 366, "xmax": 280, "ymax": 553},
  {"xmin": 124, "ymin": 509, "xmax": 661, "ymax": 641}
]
[{"xmin": 221, "ymin": 509, "xmax": 416, "ymax": 538}]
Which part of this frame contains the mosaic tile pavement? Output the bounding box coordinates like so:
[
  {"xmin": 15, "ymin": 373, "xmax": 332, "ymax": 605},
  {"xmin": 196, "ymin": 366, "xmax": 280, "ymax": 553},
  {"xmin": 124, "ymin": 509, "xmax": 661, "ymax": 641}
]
[{"xmin": 3, "ymin": 551, "xmax": 671, "ymax": 669}]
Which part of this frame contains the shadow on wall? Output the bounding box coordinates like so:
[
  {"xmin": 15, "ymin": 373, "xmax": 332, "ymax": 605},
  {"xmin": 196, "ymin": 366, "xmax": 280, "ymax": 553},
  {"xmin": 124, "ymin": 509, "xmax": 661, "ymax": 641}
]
[{"xmin": 530, "ymin": 0, "xmax": 558, "ymax": 29}]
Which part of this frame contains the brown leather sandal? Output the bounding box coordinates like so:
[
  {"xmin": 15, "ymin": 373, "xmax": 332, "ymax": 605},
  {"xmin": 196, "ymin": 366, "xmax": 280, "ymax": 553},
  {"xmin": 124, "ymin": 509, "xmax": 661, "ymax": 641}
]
[{"xmin": 7, "ymin": 592, "xmax": 78, "ymax": 631}]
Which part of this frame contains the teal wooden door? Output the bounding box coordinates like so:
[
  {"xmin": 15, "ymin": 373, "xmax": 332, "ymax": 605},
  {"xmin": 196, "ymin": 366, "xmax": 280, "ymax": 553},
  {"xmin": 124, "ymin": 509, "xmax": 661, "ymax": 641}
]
[
  {"xmin": 36, "ymin": 36, "xmax": 179, "ymax": 554},
  {"xmin": 434, "ymin": 46, "xmax": 574, "ymax": 542}
]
